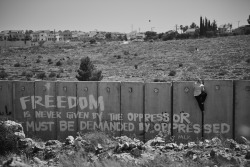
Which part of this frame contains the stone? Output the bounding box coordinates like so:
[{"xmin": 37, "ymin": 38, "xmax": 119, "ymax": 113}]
[
  {"xmin": 65, "ymin": 136, "xmax": 74, "ymax": 145},
  {"xmin": 245, "ymin": 150, "xmax": 250, "ymax": 159},
  {"xmin": 211, "ymin": 137, "xmax": 222, "ymax": 146},
  {"xmin": 45, "ymin": 140, "xmax": 62, "ymax": 147},
  {"xmin": 131, "ymin": 147, "xmax": 142, "ymax": 157},
  {"xmin": 18, "ymin": 138, "xmax": 34, "ymax": 149},
  {"xmin": 210, "ymin": 149, "xmax": 216, "ymax": 158},
  {"xmin": 2, "ymin": 156, "xmax": 30, "ymax": 167},
  {"xmin": 188, "ymin": 142, "xmax": 196, "ymax": 148}
]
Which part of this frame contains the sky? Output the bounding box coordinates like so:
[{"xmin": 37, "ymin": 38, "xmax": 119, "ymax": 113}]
[{"xmin": 0, "ymin": 0, "xmax": 249, "ymax": 33}]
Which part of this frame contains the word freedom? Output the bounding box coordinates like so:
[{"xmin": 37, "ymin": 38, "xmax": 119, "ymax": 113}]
[{"xmin": 20, "ymin": 95, "xmax": 104, "ymax": 111}]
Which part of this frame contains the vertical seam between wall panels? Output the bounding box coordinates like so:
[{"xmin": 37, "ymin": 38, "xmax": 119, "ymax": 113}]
[
  {"xmin": 56, "ymin": 81, "xmax": 58, "ymax": 140},
  {"xmin": 143, "ymin": 82, "xmax": 145, "ymax": 143},
  {"xmin": 33, "ymin": 81, "xmax": 36, "ymax": 137},
  {"xmin": 171, "ymin": 81, "xmax": 173, "ymax": 137},
  {"xmin": 119, "ymin": 82, "xmax": 122, "ymax": 137},
  {"xmin": 12, "ymin": 81, "xmax": 15, "ymax": 121},
  {"xmin": 232, "ymin": 80, "xmax": 235, "ymax": 140}
]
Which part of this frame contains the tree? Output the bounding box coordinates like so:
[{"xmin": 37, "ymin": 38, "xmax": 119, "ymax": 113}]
[
  {"xmin": 76, "ymin": 57, "xmax": 103, "ymax": 81},
  {"xmin": 248, "ymin": 15, "xmax": 250, "ymax": 24},
  {"xmin": 183, "ymin": 25, "xmax": 189, "ymax": 32},
  {"xmin": 212, "ymin": 20, "xmax": 217, "ymax": 32},
  {"xmin": 200, "ymin": 16, "xmax": 203, "ymax": 36},
  {"xmin": 190, "ymin": 22, "xmax": 197, "ymax": 29},
  {"xmin": 123, "ymin": 34, "xmax": 128, "ymax": 41},
  {"xmin": 105, "ymin": 33, "xmax": 112, "ymax": 40},
  {"xmin": 180, "ymin": 25, "xmax": 183, "ymax": 33},
  {"xmin": 144, "ymin": 31, "xmax": 157, "ymax": 40}
]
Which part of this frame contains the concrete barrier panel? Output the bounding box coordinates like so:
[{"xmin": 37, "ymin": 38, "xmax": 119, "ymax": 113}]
[
  {"xmin": 121, "ymin": 82, "xmax": 144, "ymax": 141},
  {"xmin": 235, "ymin": 80, "xmax": 250, "ymax": 141},
  {"xmin": 204, "ymin": 80, "xmax": 233, "ymax": 139},
  {"xmin": 56, "ymin": 82, "xmax": 77, "ymax": 140},
  {"xmin": 173, "ymin": 81, "xmax": 202, "ymax": 143},
  {"xmin": 144, "ymin": 82, "xmax": 171, "ymax": 141},
  {"xmin": 13, "ymin": 81, "xmax": 35, "ymax": 137},
  {"xmin": 77, "ymin": 82, "xmax": 98, "ymax": 134},
  {"xmin": 98, "ymin": 82, "xmax": 121, "ymax": 136},
  {"xmin": 34, "ymin": 81, "xmax": 57, "ymax": 140},
  {"xmin": 0, "ymin": 81, "xmax": 13, "ymax": 119}
]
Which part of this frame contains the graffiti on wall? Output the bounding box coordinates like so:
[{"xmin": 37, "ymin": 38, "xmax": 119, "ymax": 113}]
[{"xmin": 19, "ymin": 93, "xmax": 231, "ymax": 141}]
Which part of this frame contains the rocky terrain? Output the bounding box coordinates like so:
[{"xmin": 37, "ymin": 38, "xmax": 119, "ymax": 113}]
[
  {"xmin": 1, "ymin": 120, "xmax": 250, "ymax": 167},
  {"xmin": 0, "ymin": 35, "xmax": 250, "ymax": 82}
]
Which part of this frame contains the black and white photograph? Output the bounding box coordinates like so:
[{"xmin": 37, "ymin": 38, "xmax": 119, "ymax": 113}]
[{"xmin": 0, "ymin": 0, "xmax": 250, "ymax": 166}]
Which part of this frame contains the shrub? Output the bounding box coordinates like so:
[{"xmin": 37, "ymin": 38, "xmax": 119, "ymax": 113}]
[
  {"xmin": 48, "ymin": 72, "xmax": 56, "ymax": 78},
  {"xmin": 89, "ymin": 38, "xmax": 96, "ymax": 44},
  {"xmin": 205, "ymin": 31, "xmax": 215, "ymax": 38},
  {"xmin": 36, "ymin": 59, "xmax": 41, "ymax": 63},
  {"xmin": 38, "ymin": 40, "xmax": 45, "ymax": 47},
  {"xmin": 0, "ymin": 122, "xmax": 18, "ymax": 155},
  {"xmin": 153, "ymin": 78, "xmax": 167, "ymax": 82},
  {"xmin": 48, "ymin": 58, "xmax": 52, "ymax": 63},
  {"xmin": 76, "ymin": 56, "xmax": 103, "ymax": 81},
  {"xmin": 25, "ymin": 71, "xmax": 33, "ymax": 80},
  {"xmin": 169, "ymin": 70, "xmax": 176, "ymax": 76},
  {"xmin": 0, "ymin": 70, "xmax": 8, "ymax": 79},
  {"xmin": 246, "ymin": 58, "xmax": 250, "ymax": 63},
  {"xmin": 14, "ymin": 62, "xmax": 21, "ymax": 67},
  {"xmin": 123, "ymin": 50, "xmax": 129, "ymax": 55},
  {"xmin": 176, "ymin": 33, "xmax": 190, "ymax": 39},
  {"xmin": 162, "ymin": 32, "xmax": 177, "ymax": 41},
  {"xmin": 36, "ymin": 72, "xmax": 46, "ymax": 80},
  {"xmin": 56, "ymin": 61, "xmax": 62, "ymax": 66}
]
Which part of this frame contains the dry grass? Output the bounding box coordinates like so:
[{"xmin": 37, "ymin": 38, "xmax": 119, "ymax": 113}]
[{"xmin": 0, "ymin": 35, "xmax": 250, "ymax": 81}]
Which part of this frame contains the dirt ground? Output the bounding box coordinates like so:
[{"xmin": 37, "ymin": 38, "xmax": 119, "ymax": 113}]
[{"xmin": 0, "ymin": 35, "xmax": 250, "ymax": 82}]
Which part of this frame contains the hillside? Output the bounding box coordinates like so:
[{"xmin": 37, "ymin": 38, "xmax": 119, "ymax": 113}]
[{"xmin": 0, "ymin": 35, "xmax": 250, "ymax": 82}]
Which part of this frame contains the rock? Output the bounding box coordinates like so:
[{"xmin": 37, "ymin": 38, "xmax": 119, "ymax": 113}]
[
  {"xmin": 33, "ymin": 143, "xmax": 45, "ymax": 153},
  {"xmin": 165, "ymin": 143, "xmax": 174, "ymax": 149},
  {"xmin": 210, "ymin": 149, "xmax": 216, "ymax": 158},
  {"xmin": 187, "ymin": 142, "xmax": 196, "ymax": 148},
  {"xmin": 44, "ymin": 147, "xmax": 57, "ymax": 160},
  {"xmin": 240, "ymin": 136, "xmax": 250, "ymax": 145},
  {"xmin": 131, "ymin": 147, "xmax": 142, "ymax": 157},
  {"xmin": 65, "ymin": 136, "xmax": 74, "ymax": 145},
  {"xmin": 18, "ymin": 138, "xmax": 34, "ymax": 149},
  {"xmin": 45, "ymin": 140, "xmax": 62, "ymax": 147},
  {"xmin": 95, "ymin": 143, "xmax": 103, "ymax": 154},
  {"xmin": 2, "ymin": 156, "xmax": 30, "ymax": 167},
  {"xmin": 186, "ymin": 150, "xmax": 195, "ymax": 158},
  {"xmin": 211, "ymin": 137, "xmax": 221, "ymax": 146},
  {"xmin": 145, "ymin": 137, "xmax": 165, "ymax": 147},
  {"xmin": 1, "ymin": 120, "xmax": 25, "ymax": 139},
  {"xmin": 33, "ymin": 157, "xmax": 46, "ymax": 166},
  {"xmin": 245, "ymin": 150, "xmax": 250, "ymax": 159}
]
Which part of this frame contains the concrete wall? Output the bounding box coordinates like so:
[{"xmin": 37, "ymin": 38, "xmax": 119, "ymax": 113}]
[
  {"xmin": 0, "ymin": 41, "xmax": 32, "ymax": 48},
  {"xmin": 0, "ymin": 80, "xmax": 249, "ymax": 143}
]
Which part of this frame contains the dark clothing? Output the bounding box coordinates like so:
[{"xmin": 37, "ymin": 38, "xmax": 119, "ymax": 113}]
[{"xmin": 195, "ymin": 91, "xmax": 207, "ymax": 111}]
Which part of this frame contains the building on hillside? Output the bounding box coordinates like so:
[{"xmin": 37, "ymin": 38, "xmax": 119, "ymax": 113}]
[
  {"xmin": 30, "ymin": 30, "xmax": 50, "ymax": 41},
  {"xmin": 127, "ymin": 31, "xmax": 145, "ymax": 41},
  {"xmin": 88, "ymin": 31, "xmax": 98, "ymax": 38},
  {"xmin": 0, "ymin": 30, "xmax": 25, "ymax": 41},
  {"xmin": 185, "ymin": 28, "xmax": 197, "ymax": 35},
  {"xmin": 95, "ymin": 31, "xmax": 106, "ymax": 39},
  {"xmin": 0, "ymin": 31, "xmax": 9, "ymax": 41},
  {"xmin": 218, "ymin": 24, "xmax": 232, "ymax": 33},
  {"xmin": 77, "ymin": 32, "xmax": 89, "ymax": 40},
  {"xmin": 61, "ymin": 30, "xmax": 72, "ymax": 41}
]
